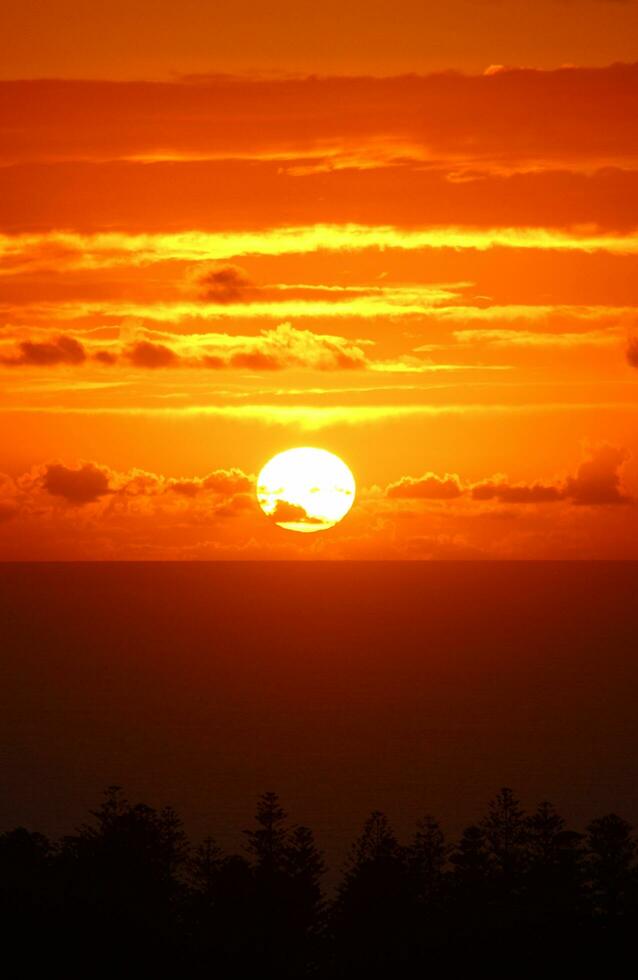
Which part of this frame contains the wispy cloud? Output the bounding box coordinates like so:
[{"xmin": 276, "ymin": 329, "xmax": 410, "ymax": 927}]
[
  {"xmin": 3, "ymin": 225, "xmax": 638, "ymax": 279},
  {"xmin": 4, "ymin": 401, "xmax": 638, "ymax": 428},
  {"xmin": 448, "ymin": 328, "xmax": 621, "ymax": 348},
  {"xmin": 4, "ymin": 67, "xmax": 638, "ymax": 172}
]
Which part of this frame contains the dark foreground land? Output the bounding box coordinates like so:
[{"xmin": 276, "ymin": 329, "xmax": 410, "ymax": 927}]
[
  {"xmin": 1, "ymin": 561, "xmax": 637, "ymax": 973},
  {"xmin": 1, "ymin": 784, "xmax": 637, "ymax": 976}
]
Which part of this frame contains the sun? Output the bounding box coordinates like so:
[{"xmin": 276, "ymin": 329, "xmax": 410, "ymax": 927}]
[{"xmin": 257, "ymin": 447, "xmax": 356, "ymax": 533}]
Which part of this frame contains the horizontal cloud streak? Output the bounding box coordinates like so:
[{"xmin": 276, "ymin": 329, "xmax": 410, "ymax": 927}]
[
  {"xmin": 3, "ymin": 227, "xmax": 638, "ymax": 281},
  {"xmin": 3, "ymin": 67, "xmax": 638, "ymax": 171},
  {"xmin": 448, "ymin": 328, "xmax": 620, "ymax": 348},
  {"xmin": 3, "ymin": 401, "xmax": 638, "ymax": 429},
  {"xmin": 0, "ymin": 324, "xmax": 373, "ymax": 372},
  {"xmin": 4, "ymin": 163, "xmax": 638, "ymax": 235}
]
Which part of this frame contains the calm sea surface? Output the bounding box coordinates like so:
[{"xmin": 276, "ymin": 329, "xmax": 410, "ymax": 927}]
[{"xmin": 1, "ymin": 562, "xmax": 636, "ymax": 871}]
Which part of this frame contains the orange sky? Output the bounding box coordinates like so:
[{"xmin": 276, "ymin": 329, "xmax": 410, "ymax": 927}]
[
  {"xmin": 1, "ymin": 1, "xmax": 638, "ymax": 558},
  {"xmin": 3, "ymin": 0, "xmax": 638, "ymax": 78}
]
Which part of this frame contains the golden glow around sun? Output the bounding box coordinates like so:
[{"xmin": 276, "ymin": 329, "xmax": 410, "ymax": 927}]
[{"xmin": 257, "ymin": 447, "xmax": 356, "ymax": 533}]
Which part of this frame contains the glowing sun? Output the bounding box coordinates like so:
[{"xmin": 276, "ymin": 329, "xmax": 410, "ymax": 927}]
[{"xmin": 257, "ymin": 447, "xmax": 356, "ymax": 533}]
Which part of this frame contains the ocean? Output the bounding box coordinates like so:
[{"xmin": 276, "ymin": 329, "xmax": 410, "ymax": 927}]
[{"xmin": 1, "ymin": 561, "xmax": 636, "ymax": 871}]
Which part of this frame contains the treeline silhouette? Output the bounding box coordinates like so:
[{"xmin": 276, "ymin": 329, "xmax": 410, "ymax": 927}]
[{"xmin": 1, "ymin": 786, "xmax": 637, "ymax": 975}]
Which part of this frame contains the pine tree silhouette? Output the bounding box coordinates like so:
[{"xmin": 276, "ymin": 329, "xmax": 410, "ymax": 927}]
[{"xmin": 1, "ymin": 784, "xmax": 638, "ymax": 975}]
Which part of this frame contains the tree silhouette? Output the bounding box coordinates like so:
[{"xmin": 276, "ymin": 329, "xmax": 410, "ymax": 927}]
[
  {"xmin": 449, "ymin": 823, "xmax": 492, "ymax": 942},
  {"xmin": 244, "ymin": 790, "xmax": 289, "ymax": 875},
  {"xmin": 189, "ymin": 835, "xmax": 224, "ymax": 898},
  {"xmin": 404, "ymin": 814, "xmax": 450, "ymax": 962},
  {"xmin": 527, "ymin": 800, "xmax": 568, "ymax": 863},
  {"xmin": 241, "ymin": 791, "xmax": 326, "ymax": 977},
  {"xmin": 408, "ymin": 814, "xmax": 448, "ymax": 906},
  {"xmin": 331, "ymin": 811, "xmax": 413, "ymax": 975},
  {"xmin": 0, "ymin": 827, "xmax": 60, "ymax": 967},
  {"xmin": 518, "ymin": 799, "xmax": 586, "ymax": 956},
  {"xmin": 526, "ymin": 801, "xmax": 584, "ymax": 909},
  {"xmin": 586, "ymin": 813, "xmax": 636, "ymax": 919},
  {"xmin": 285, "ymin": 823, "xmax": 327, "ymax": 923},
  {"xmin": 60, "ymin": 785, "xmax": 189, "ymax": 969},
  {"xmin": 1, "ymin": 784, "xmax": 638, "ymax": 975},
  {"xmin": 481, "ymin": 786, "xmax": 529, "ymax": 879},
  {"xmin": 451, "ymin": 824, "xmax": 491, "ymax": 887},
  {"xmin": 0, "ymin": 826, "xmax": 52, "ymax": 893}
]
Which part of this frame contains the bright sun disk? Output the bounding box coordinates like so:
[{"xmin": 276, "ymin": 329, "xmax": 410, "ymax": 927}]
[{"xmin": 257, "ymin": 447, "xmax": 356, "ymax": 533}]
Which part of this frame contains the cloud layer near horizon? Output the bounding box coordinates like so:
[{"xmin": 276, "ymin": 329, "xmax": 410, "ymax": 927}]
[{"xmin": 0, "ymin": 445, "xmax": 635, "ymax": 559}]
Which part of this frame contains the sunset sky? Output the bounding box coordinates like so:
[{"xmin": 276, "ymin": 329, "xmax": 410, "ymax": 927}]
[{"xmin": 2, "ymin": 0, "xmax": 638, "ymax": 558}]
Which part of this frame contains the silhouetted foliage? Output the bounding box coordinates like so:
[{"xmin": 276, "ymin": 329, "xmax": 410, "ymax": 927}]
[
  {"xmin": 244, "ymin": 790, "xmax": 288, "ymax": 870},
  {"xmin": 586, "ymin": 812, "xmax": 637, "ymax": 918},
  {"xmin": 482, "ymin": 786, "xmax": 529, "ymax": 880},
  {"xmin": 331, "ymin": 811, "xmax": 414, "ymax": 974},
  {"xmin": 409, "ymin": 814, "xmax": 448, "ymax": 900},
  {"xmin": 189, "ymin": 834, "xmax": 224, "ymax": 897},
  {"xmin": 213, "ymin": 790, "xmax": 328, "ymax": 977},
  {"xmin": 525, "ymin": 800, "xmax": 585, "ymax": 923},
  {"xmin": 451, "ymin": 823, "xmax": 491, "ymax": 889},
  {"xmin": 1, "ymin": 785, "xmax": 637, "ymax": 976},
  {"xmin": 58, "ymin": 785, "xmax": 190, "ymax": 969}
]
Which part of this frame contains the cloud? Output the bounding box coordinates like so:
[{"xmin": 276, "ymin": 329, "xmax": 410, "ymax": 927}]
[
  {"xmin": 197, "ymin": 264, "xmax": 254, "ymax": 303},
  {"xmin": 386, "ymin": 473, "xmax": 463, "ymax": 499},
  {"xmin": 94, "ymin": 350, "xmax": 119, "ymax": 365},
  {"xmin": 268, "ymin": 499, "xmax": 326, "ymax": 525},
  {"xmin": 126, "ymin": 340, "xmax": 179, "ymax": 368},
  {"xmin": 626, "ymin": 333, "xmax": 638, "ymax": 367},
  {"xmin": 564, "ymin": 444, "xmax": 630, "ymax": 504},
  {"xmin": 20, "ymin": 459, "xmax": 255, "ymax": 509},
  {"xmin": 4, "ymin": 227, "xmax": 638, "ymax": 280},
  {"xmin": 165, "ymin": 479, "xmax": 201, "ymax": 497},
  {"xmin": 6, "ymin": 162, "xmax": 638, "ymax": 238},
  {"xmin": 5, "ymin": 401, "xmax": 636, "ymax": 430},
  {"xmin": 450, "ymin": 327, "xmax": 619, "ymax": 348},
  {"xmin": 1, "ymin": 448, "xmax": 635, "ymax": 559},
  {"xmin": 471, "ymin": 481, "xmax": 563, "ymax": 503},
  {"xmin": 0, "ymin": 458, "xmax": 265, "ymax": 558},
  {"xmin": 21, "ymin": 163, "xmax": 638, "ymax": 252},
  {"xmin": 221, "ymin": 322, "xmax": 367, "ymax": 371},
  {"xmin": 122, "ymin": 323, "xmax": 369, "ymax": 372},
  {"xmin": 166, "ymin": 468, "xmax": 254, "ymax": 496},
  {"xmin": 194, "ymin": 265, "xmax": 387, "ymax": 308},
  {"xmin": 471, "ymin": 447, "xmax": 631, "ymax": 507},
  {"xmin": 1, "ymin": 324, "xmax": 371, "ymax": 373},
  {"xmin": 228, "ymin": 351, "xmax": 281, "ymax": 370},
  {"xmin": 0, "ymin": 335, "xmax": 86, "ymax": 366},
  {"xmin": 41, "ymin": 462, "xmax": 112, "ymax": 504},
  {"xmin": 3, "ymin": 66, "xmax": 638, "ymax": 172},
  {"xmin": 226, "ymin": 324, "xmax": 368, "ymax": 371},
  {"xmin": 389, "ymin": 446, "xmax": 632, "ymax": 507},
  {"xmin": 212, "ymin": 492, "xmax": 257, "ymax": 518},
  {"xmin": 203, "ymin": 469, "xmax": 254, "ymax": 494}
]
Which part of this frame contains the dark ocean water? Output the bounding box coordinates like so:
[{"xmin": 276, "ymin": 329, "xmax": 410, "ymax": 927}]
[{"xmin": 0, "ymin": 561, "xmax": 636, "ymax": 871}]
